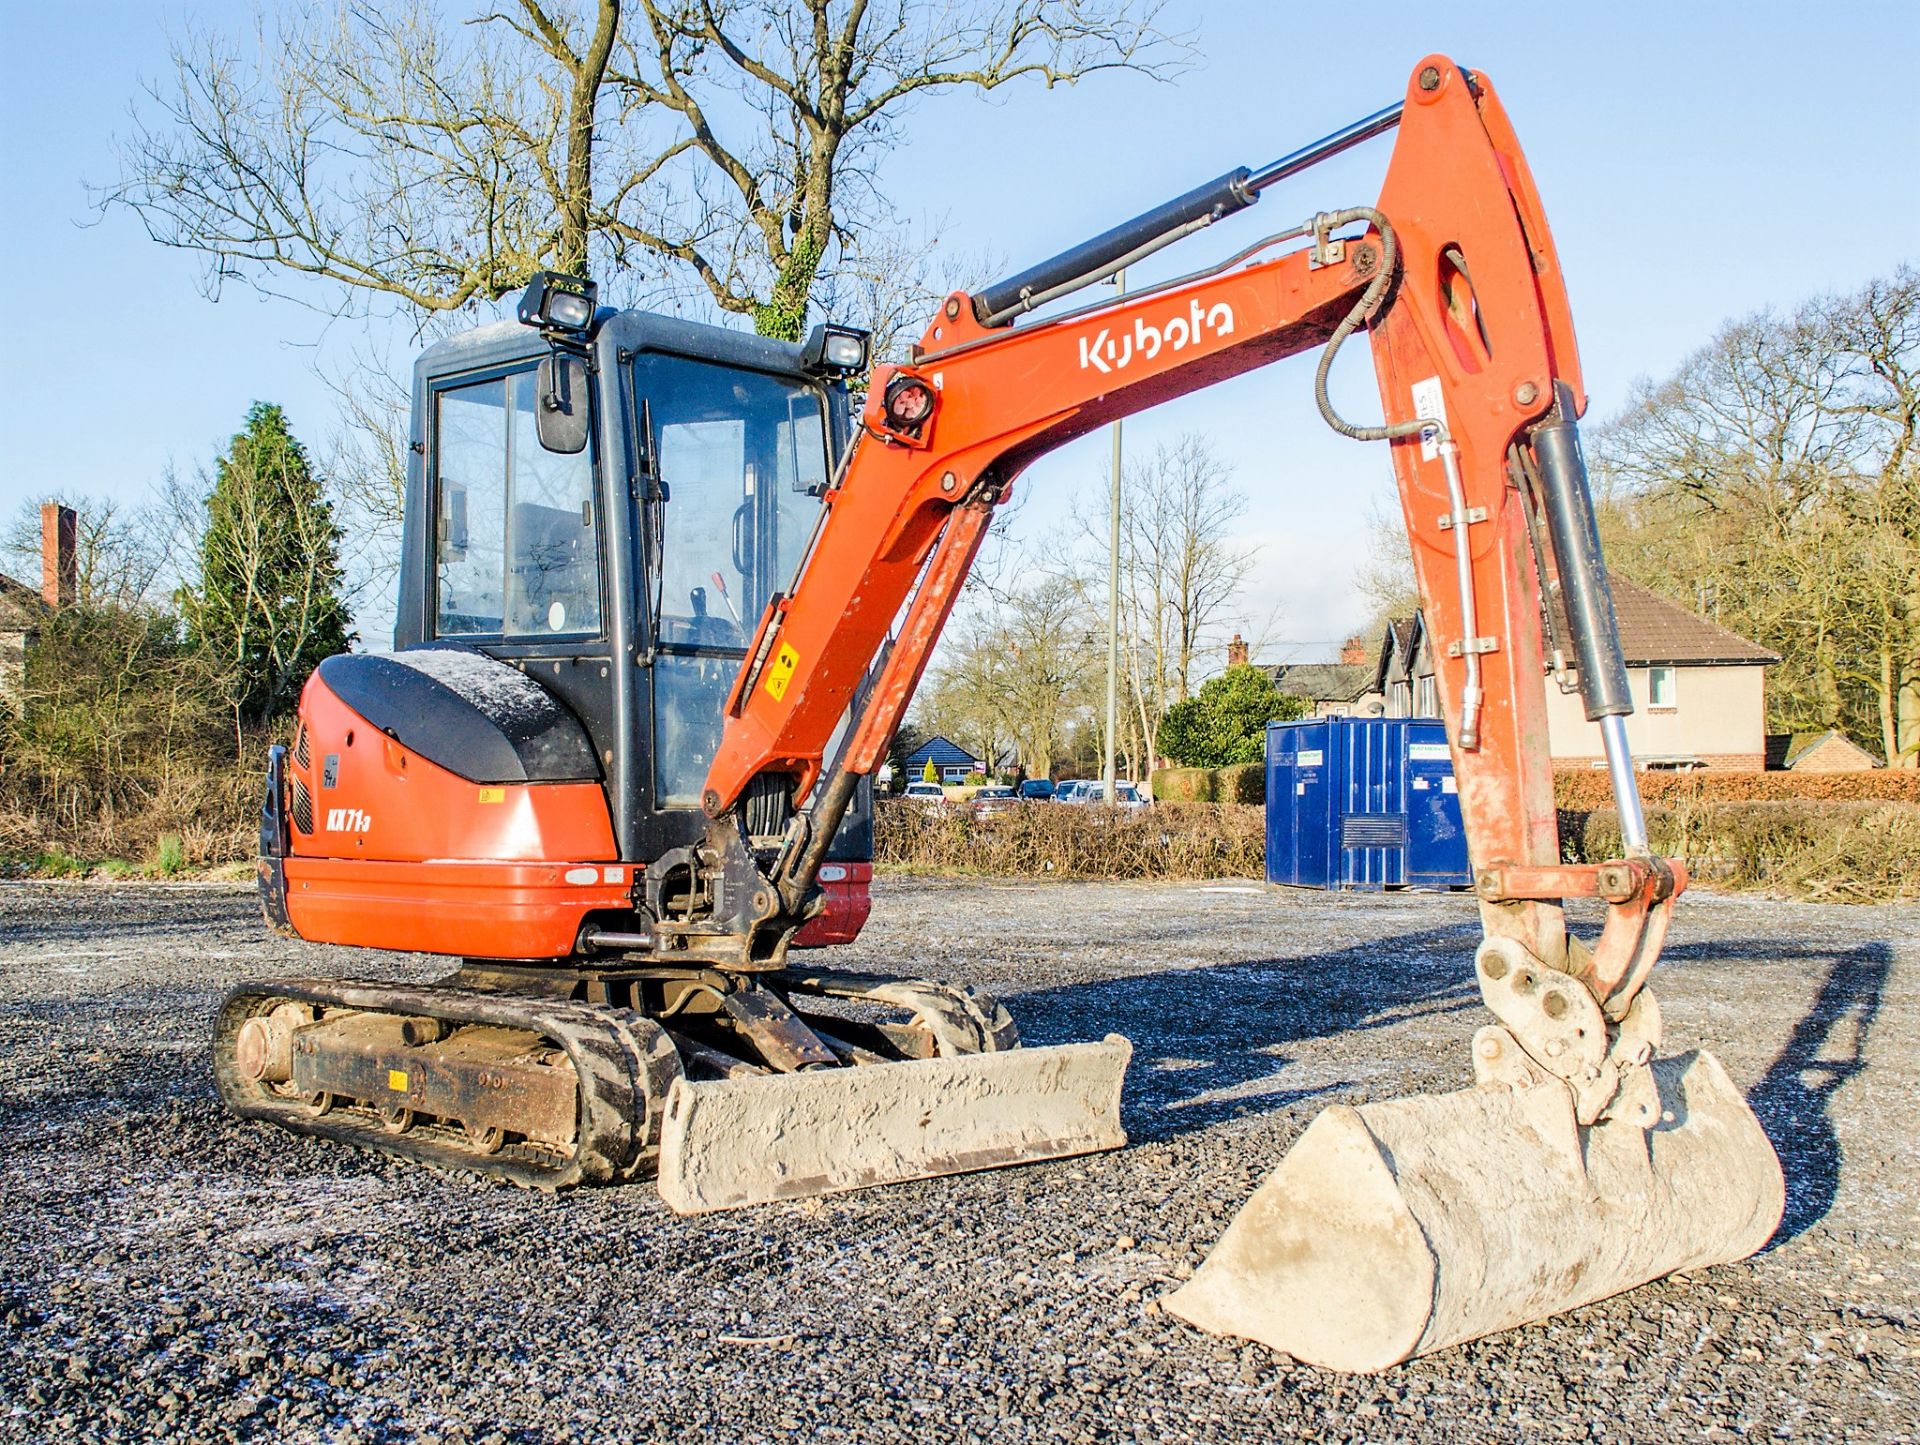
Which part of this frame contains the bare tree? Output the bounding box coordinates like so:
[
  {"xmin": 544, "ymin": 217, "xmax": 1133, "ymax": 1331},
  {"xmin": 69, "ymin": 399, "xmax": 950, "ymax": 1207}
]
[
  {"xmin": 1593, "ymin": 267, "xmax": 1920, "ymax": 765},
  {"xmin": 1069, "ymin": 433, "xmax": 1254, "ymax": 770},
  {"xmin": 1, "ymin": 494, "xmax": 172, "ymax": 610},
  {"xmin": 107, "ymin": 0, "xmax": 1184, "ymax": 337},
  {"xmin": 921, "ymin": 571, "xmax": 1095, "ymax": 777}
]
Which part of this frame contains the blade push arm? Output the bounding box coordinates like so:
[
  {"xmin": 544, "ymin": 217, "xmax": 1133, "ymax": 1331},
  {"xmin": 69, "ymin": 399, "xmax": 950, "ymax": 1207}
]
[{"xmin": 700, "ymin": 54, "xmax": 1680, "ymax": 1112}]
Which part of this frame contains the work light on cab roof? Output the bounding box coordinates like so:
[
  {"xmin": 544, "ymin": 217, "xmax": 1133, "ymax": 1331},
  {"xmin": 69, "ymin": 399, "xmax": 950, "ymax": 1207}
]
[
  {"xmin": 802, "ymin": 323, "xmax": 871, "ymax": 377},
  {"xmin": 517, "ymin": 270, "xmax": 598, "ymax": 335}
]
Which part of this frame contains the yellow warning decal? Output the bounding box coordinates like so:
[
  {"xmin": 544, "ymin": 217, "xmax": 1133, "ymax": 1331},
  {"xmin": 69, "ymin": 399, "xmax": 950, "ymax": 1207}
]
[
  {"xmin": 477, "ymin": 787, "xmax": 505, "ymax": 804},
  {"xmin": 387, "ymin": 1069, "xmax": 409, "ymax": 1092},
  {"xmin": 763, "ymin": 643, "xmax": 801, "ymax": 702}
]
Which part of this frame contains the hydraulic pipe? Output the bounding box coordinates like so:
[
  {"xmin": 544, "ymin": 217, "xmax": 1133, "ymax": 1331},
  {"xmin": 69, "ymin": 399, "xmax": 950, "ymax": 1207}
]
[
  {"xmin": 971, "ymin": 101, "xmax": 1405, "ymax": 327},
  {"xmin": 1240, "ymin": 102, "xmax": 1405, "ymax": 196},
  {"xmin": 1530, "ymin": 382, "xmax": 1648, "ymax": 853},
  {"xmin": 972, "ymin": 170, "xmax": 1255, "ymax": 325},
  {"xmin": 1530, "ymin": 385, "xmax": 1632, "ymax": 721}
]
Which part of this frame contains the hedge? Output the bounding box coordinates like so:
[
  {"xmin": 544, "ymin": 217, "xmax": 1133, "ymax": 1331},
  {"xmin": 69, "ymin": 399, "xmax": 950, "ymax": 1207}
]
[
  {"xmin": 1148, "ymin": 763, "xmax": 1264, "ymax": 805},
  {"xmin": 875, "ymin": 800, "xmax": 1264, "ymax": 879},
  {"xmin": 1554, "ymin": 767, "xmax": 1920, "ymax": 809},
  {"xmin": 1569, "ymin": 799, "xmax": 1920, "ymax": 903}
]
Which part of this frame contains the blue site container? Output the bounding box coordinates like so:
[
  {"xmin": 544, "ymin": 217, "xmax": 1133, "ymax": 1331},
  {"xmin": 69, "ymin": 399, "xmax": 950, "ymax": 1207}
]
[{"xmin": 1264, "ymin": 717, "xmax": 1471, "ymax": 891}]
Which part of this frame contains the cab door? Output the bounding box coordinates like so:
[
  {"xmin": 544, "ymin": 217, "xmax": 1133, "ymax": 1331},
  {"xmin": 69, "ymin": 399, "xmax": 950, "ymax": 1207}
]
[{"xmin": 629, "ymin": 352, "xmax": 831, "ymax": 851}]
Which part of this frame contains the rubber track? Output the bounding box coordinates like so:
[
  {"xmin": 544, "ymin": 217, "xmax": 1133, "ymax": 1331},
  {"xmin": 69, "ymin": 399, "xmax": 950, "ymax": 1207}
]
[{"xmin": 213, "ymin": 978, "xmax": 683, "ymax": 1190}]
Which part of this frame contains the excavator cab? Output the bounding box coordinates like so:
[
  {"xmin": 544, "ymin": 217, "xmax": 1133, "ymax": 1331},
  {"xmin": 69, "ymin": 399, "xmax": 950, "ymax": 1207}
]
[{"xmin": 393, "ymin": 302, "xmax": 870, "ymax": 870}]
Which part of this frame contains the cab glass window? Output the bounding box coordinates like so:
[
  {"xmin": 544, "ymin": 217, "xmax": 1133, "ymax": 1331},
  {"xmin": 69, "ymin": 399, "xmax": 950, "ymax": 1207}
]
[
  {"xmin": 644, "ymin": 356, "xmax": 830, "ymax": 651},
  {"xmin": 433, "ymin": 369, "xmax": 601, "ymax": 639},
  {"xmin": 635, "ymin": 354, "xmax": 831, "ymax": 805}
]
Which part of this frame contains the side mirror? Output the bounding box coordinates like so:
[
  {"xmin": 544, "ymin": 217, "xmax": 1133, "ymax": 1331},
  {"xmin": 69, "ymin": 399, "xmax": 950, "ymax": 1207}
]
[{"xmin": 535, "ymin": 352, "xmax": 590, "ymax": 454}]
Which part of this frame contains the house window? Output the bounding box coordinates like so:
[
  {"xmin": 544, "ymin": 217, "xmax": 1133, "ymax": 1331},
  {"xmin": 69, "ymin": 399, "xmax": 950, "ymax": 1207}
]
[
  {"xmin": 1415, "ymin": 675, "xmax": 1438, "ymax": 718},
  {"xmin": 1648, "ymin": 665, "xmax": 1677, "ymax": 709}
]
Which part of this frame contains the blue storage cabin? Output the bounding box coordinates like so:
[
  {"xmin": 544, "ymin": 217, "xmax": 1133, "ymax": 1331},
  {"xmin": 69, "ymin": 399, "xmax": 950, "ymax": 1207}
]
[{"xmin": 1264, "ymin": 717, "xmax": 1471, "ymax": 891}]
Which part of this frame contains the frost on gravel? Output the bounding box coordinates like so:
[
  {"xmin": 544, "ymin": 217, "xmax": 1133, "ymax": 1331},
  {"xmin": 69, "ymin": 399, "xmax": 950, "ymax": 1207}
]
[{"xmin": 0, "ymin": 878, "xmax": 1914, "ymax": 1444}]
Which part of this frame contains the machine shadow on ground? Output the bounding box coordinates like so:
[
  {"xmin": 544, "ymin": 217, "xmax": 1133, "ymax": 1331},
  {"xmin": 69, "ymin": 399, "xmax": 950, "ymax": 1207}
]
[
  {"xmin": 1008, "ymin": 921, "xmax": 1484, "ymax": 1140},
  {"xmin": 1684, "ymin": 936, "xmax": 1893, "ymax": 1243}
]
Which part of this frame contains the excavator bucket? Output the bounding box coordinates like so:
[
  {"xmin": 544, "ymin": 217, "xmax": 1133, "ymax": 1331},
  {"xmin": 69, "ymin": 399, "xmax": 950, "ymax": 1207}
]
[
  {"xmin": 655, "ymin": 1035, "xmax": 1132, "ymax": 1212},
  {"xmin": 1166, "ymin": 1050, "xmax": 1783, "ymax": 1373}
]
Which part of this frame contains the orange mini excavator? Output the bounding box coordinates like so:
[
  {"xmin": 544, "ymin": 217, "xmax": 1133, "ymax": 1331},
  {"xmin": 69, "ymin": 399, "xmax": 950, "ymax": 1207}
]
[{"xmin": 218, "ymin": 55, "xmax": 1783, "ymax": 1369}]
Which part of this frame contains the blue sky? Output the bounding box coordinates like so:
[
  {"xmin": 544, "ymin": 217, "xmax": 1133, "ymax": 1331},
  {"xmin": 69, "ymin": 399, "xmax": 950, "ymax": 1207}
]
[{"xmin": 3, "ymin": 1, "xmax": 1916, "ymax": 658}]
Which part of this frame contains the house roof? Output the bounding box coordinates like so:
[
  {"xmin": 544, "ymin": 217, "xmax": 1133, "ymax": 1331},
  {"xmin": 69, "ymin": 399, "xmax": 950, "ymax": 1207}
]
[
  {"xmin": 1267, "ymin": 662, "xmax": 1374, "ymax": 703},
  {"xmin": 902, "ymin": 735, "xmax": 979, "ymax": 768},
  {"xmin": 1766, "ymin": 730, "xmax": 1879, "ymax": 770},
  {"xmin": 0, "ymin": 571, "xmax": 45, "ymax": 630},
  {"xmin": 1593, "ymin": 578, "xmax": 1778, "ymax": 666},
  {"xmin": 1379, "ymin": 576, "xmax": 1777, "ymax": 681}
]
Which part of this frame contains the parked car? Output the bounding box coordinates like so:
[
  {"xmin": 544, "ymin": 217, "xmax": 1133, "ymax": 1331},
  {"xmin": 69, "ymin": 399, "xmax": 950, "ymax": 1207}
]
[
  {"xmin": 902, "ymin": 781, "xmax": 947, "ymax": 809},
  {"xmin": 1017, "ymin": 779, "xmax": 1055, "ymax": 800},
  {"xmin": 971, "ymin": 785, "xmax": 1018, "ymax": 822},
  {"xmin": 1051, "ymin": 780, "xmax": 1088, "ymax": 804},
  {"xmin": 1062, "ymin": 781, "xmax": 1150, "ymax": 810}
]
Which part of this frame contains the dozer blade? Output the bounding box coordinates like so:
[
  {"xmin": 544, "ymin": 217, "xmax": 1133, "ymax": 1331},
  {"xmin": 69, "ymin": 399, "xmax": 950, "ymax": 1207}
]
[
  {"xmin": 1166, "ymin": 1050, "xmax": 1784, "ymax": 1373},
  {"xmin": 655, "ymin": 1034, "xmax": 1131, "ymax": 1213}
]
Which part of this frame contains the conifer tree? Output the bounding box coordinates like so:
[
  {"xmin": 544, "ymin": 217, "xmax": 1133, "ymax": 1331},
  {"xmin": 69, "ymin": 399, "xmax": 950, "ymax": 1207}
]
[{"xmin": 184, "ymin": 403, "xmax": 351, "ymax": 730}]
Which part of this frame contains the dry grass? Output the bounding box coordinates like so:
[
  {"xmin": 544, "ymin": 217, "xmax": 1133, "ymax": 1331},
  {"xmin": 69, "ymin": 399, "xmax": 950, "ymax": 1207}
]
[{"xmin": 0, "ymin": 762, "xmax": 258, "ymax": 875}]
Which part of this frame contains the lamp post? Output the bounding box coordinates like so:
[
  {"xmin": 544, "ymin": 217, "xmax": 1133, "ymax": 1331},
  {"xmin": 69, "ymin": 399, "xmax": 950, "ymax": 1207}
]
[{"xmin": 1103, "ymin": 268, "xmax": 1126, "ymax": 804}]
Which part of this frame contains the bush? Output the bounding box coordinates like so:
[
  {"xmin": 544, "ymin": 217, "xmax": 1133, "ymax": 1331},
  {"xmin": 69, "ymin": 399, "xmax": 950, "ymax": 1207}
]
[
  {"xmin": 1149, "ymin": 767, "xmax": 1214, "ymax": 803},
  {"xmin": 0, "ymin": 757, "xmax": 260, "ymax": 872},
  {"xmin": 1214, "ymin": 762, "xmax": 1265, "ymax": 804},
  {"xmin": 1160, "ymin": 666, "xmax": 1306, "ymax": 768},
  {"xmin": 1568, "ymin": 799, "xmax": 1920, "ymax": 902},
  {"xmin": 875, "ymin": 800, "xmax": 1263, "ymax": 879}
]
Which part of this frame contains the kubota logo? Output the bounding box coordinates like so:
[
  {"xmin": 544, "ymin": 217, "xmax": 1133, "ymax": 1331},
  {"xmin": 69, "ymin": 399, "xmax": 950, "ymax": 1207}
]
[
  {"xmin": 325, "ymin": 807, "xmax": 372, "ymax": 833},
  {"xmin": 1077, "ymin": 299, "xmax": 1236, "ymax": 375}
]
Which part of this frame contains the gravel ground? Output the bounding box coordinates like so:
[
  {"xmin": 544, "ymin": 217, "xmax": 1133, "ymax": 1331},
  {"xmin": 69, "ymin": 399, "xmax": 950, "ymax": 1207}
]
[{"xmin": 1, "ymin": 877, "xmax": 1915, "ymax": 1444}]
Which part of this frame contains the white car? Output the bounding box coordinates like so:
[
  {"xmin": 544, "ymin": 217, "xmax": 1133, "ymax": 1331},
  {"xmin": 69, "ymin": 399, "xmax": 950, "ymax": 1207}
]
[
  {"xmin": 902, "ymin": 781, "xmax": 947, "ymax": 808},
  {"xmin": 1065, "ymin": 781, "xmax": 1150, "ymax": 810}
]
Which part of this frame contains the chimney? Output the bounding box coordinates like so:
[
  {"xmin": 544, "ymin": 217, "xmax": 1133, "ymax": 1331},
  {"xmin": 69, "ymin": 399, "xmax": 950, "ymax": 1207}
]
[
  {"xmin": 1226, "ymin": 633, "xmax": 1248, "ymax": 668},
  {"xmin": 1340, "ymin": 634, "xmax": 1366, "ymax": 665},
  {"xmin": 41, "ymin": 502, "xmax": 77, "ymax": 610}
]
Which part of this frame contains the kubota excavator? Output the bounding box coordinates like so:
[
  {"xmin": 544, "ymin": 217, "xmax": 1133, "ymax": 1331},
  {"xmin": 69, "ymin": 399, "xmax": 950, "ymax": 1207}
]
[{"xmin": 217, "ymin": 55, "xmax": 1784, "ymax": 1371}]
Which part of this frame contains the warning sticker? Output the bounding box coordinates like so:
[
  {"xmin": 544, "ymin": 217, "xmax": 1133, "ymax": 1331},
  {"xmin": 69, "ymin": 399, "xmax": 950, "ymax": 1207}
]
[
  {"xmin": 763, "ymin": 643, "xmax": 801, "ymax": 702},
  {"xmin": 1412, "ymin": 376, "xmax": 1446, "ymax": 461},
  {"xmin": 387, "ymin": 1069, "xmax": 409, "ymax": 1093},
  {"xmin": 477, "ymin": 787, "xmax": 505, "ymax": 804}
]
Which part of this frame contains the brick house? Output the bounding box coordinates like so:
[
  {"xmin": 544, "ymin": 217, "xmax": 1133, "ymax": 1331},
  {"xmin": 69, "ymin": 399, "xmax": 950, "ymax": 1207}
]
[
  {"xmin": 1765, "ymin": 730, "xmax": 1881, "ymax": 772},
  {"xmin": 0, "ymin": 503, "xmax": 76, "ymax": 718},
  {"xmin": 1379, "ymin": 577, "xmax": 1779, "ymax": 771},
  {"xmin": 1230, "ymin": 632, "xmax": 1385, "ymax": 718}
]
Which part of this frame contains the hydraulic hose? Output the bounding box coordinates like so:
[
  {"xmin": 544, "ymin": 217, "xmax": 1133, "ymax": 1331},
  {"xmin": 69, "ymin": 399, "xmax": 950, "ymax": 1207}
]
[{"xmin": 1309, "ymin": 207, "xmax": 1485, "ymax": 748}]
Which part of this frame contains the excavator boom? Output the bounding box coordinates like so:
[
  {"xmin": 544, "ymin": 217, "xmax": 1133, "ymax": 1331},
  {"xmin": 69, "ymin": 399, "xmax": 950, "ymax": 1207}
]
[{"xmin": 697, "ymin": 54, "xmax": 1784, "ymax": 1368}]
